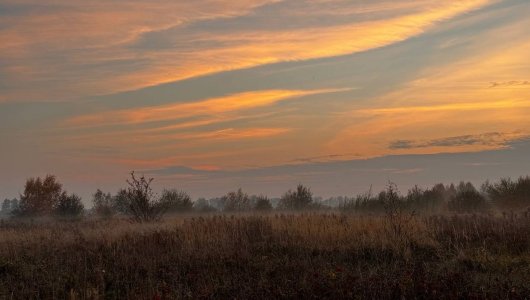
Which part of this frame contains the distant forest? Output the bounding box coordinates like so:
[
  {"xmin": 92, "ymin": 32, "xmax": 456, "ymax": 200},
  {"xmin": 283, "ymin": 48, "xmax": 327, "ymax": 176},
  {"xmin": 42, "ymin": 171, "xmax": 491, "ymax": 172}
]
[{"xmin": 2, "ymin": 172, "xmax": 529, "ymax": 222}]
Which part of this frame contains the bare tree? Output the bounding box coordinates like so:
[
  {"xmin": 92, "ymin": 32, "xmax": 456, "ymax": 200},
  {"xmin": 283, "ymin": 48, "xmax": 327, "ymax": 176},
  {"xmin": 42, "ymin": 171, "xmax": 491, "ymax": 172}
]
[{"xmin": 125, "ymin": 172, "xmax": 166, "ymax": 222}]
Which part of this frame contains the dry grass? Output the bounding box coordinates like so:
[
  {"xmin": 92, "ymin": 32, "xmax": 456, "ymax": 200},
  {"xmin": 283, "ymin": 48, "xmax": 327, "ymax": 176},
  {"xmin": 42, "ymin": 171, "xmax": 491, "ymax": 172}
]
[{"xmin": 0, "ymin": 213, "xmax": 529, "ymax": 299}]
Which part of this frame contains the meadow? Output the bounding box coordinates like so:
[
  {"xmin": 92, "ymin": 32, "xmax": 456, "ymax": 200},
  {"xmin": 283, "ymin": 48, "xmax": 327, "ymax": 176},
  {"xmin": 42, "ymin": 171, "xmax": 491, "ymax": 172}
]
[{"xmin": 0, "ymin": 211, "xmax": 529, "ymax": 299}]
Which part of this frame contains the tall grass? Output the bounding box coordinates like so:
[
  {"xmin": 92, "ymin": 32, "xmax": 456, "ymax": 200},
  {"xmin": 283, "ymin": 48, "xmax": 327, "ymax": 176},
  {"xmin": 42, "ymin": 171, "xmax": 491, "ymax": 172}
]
[{"xmin": 0, "ymin": 212, "xmax": 528, "ymax": 299}]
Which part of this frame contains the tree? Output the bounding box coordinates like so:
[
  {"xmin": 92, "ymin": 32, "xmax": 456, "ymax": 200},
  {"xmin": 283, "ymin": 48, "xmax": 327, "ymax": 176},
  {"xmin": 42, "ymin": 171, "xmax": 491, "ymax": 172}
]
[
  {"xmin": 405, "ymin": 185, "xmax": 424, "ymax": 209},
  {"xmin": 17, "ymin": 175, "xmax": 63, "ymax": 216},
  {"xmin": 254, "ymin": 195, "xmax": 273, "ymax": 211},
  {"xmin": 92, "ymin": 189, "xmax": 116, "ymax": 218},
  {"xmin": 278, "ymin": 184, "xmax": 313, "ymax": 210},
  {"xmin": 404, "ymin": 184, "xmax": 447, "ymax": 212},
  {"xmin": 1, "ymin": 199, "xmax": 11, "ymax": 214},
  {"xmin": 125, "ymin": 172, "xmax": 166, "ymax": 222},
  {"xmin": 193, "ymin": 198, "xmax": 217, "ymax": 213},
  {"xmin": 448, "ymin": 182, "xmax": 488, "ymax": 212},
  {"xmin": 113, "ymin": 189, "xmax": 130, "ymax": 214},
  {"xmin": 160, "ymin": 189, "xmax": 193, "ymax": 213},
  {"xmin": 423, "ymin": 183, "xmax": 448, "ymax": 211},
  {"xmin": 10, "ymin": 199, "xmax": 19, "ymax": 213},
  {"xmin": 483, "ymin": 176, "xmax": 530, "ymax": 210},
  {"xmin": 55, "ymin": 193, "xmax": 84, "ymax": 218},
  {"xmin": 221, "ymin": 188, "xmax": 251, "ymax": 212}
]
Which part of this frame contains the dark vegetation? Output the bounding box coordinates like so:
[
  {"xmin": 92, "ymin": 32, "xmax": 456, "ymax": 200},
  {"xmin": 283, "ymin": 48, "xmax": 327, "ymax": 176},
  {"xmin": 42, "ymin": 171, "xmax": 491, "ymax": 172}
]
[
  {"xmin": 0, "ymin": 173, "xmax": 529, "ymax": 298},
  {"xmin": 0, "ymin": 213, "xmax": 528, "ymax": 299},
  {"xmin": 3, "ymin": 175, "xmax": 85, "ymax": 219},
  {"xmin": 3, "ymin": 173, "xmax": 529, "ymax": 219}
]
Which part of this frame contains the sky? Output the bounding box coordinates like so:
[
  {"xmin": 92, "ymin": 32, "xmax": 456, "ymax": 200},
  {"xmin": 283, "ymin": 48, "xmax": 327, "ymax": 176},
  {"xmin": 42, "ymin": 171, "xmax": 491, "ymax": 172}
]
[{"xmin": 1, "ymin": 0, "xmax": 530, "ymax": 201}]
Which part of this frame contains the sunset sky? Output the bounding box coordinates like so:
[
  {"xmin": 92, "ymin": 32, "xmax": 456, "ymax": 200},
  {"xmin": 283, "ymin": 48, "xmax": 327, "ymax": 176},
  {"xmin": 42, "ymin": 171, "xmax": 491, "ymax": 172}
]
[{"xmin": 1, "ymin": 0, "xmax": 529, "ymax": 200}]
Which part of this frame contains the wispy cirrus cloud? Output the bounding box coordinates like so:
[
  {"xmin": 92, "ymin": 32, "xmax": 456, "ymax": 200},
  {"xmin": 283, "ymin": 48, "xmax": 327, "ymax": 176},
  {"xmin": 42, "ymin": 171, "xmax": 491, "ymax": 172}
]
[
  {"xmin": 153, "ymin": 127, "xmax": 291, "ymax": 142},
  {"xmin": 0, "ymin": 0, "xmax": 494, "ymax": 102},
  {"xmin": 46, "ymin": 88, "xmax": 343, "ymax": 170},
  {"xmin": 64, "ymin": 88, "xmax": 346, "ymax": 127},
  {"xmin": 326, "ymin": 12, "xmax": 530, "ymax": 158},
  {"xmin": 0, "ymin": 0, "xmax": 281, "ymax": 102},
  {"xmin": 355, "ymin": 99, "xmax": 530, "ymax": 115}
]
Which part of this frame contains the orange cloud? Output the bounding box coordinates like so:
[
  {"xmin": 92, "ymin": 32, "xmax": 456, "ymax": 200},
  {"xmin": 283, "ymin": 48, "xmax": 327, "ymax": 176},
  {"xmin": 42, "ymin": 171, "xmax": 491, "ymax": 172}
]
[
  {"xmin": 356, "ymin": 99, "xmax": 530, "ymax": 115},
  {"xmin": 65, "ymin": 88, "xmax": 346, "ymax": 127},
  {"xmin": 0, "ymin": 0, "xmax": 280, "ymax": 101},
  {"xmin": 91, "ymin": 127, "xmax": 290, "ymax": 145},
  {"xmin": 122, "ymin": 0, "xmax": 494, "ymax": 95},
  {"xmin": 172, "ymin": 127, "xmax": 291, "ymax": 141},
  {"xmin": 326, "ymin": 19, "xmax": 530, "ymax": 158},
  {"xmin": 0, "ymin": 0, "xmax": 493, "ymax": 102}
]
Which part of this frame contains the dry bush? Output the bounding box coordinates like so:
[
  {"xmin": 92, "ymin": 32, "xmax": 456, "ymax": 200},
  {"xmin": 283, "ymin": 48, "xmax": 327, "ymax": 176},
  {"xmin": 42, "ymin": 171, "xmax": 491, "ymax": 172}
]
[{"xmin": 125, "ymin": 172, "xmax": 167, "ymax": 222}]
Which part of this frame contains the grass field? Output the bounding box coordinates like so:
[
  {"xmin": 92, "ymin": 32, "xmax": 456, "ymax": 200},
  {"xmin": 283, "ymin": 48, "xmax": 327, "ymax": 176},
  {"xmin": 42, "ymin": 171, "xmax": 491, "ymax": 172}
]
[{"xmin": 0, "ymin": 212, "xmax": 529, "ymax": 299}]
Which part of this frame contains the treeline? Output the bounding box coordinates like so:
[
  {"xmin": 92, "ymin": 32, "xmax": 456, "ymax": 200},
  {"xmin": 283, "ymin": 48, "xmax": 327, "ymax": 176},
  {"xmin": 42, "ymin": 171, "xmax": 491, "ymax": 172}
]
[
  {"xmin": 1, "ymin": 175, "xmax": 83, "ymax": 219},
  {"xmin": 338, "ymin": 177, "xmax": 530, "ymax": 214},
  {"xmin": 1, "ymin": 173, "xmax": 529, "ymax": 222}
]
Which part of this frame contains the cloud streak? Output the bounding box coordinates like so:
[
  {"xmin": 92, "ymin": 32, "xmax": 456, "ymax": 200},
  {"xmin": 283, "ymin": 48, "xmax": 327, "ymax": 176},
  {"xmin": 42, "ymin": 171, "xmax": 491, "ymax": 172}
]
[
  {"xmin": 389, "ymin": 132, "xmax": 528, "ymax": 150},
  {"xmin": 0, "ymin": 0, "xmax": 493, "ymax": 102},
  {"xmin": 64, "ymin": 88, "xmax": 347, "ymax": 127}
]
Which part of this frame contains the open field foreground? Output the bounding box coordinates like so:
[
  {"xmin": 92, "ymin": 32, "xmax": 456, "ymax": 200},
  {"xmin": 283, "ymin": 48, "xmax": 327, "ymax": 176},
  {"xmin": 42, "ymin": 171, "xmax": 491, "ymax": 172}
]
[{"xmin": 0, "ymin": 213, "xmax": 529, "ymax": 299}]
